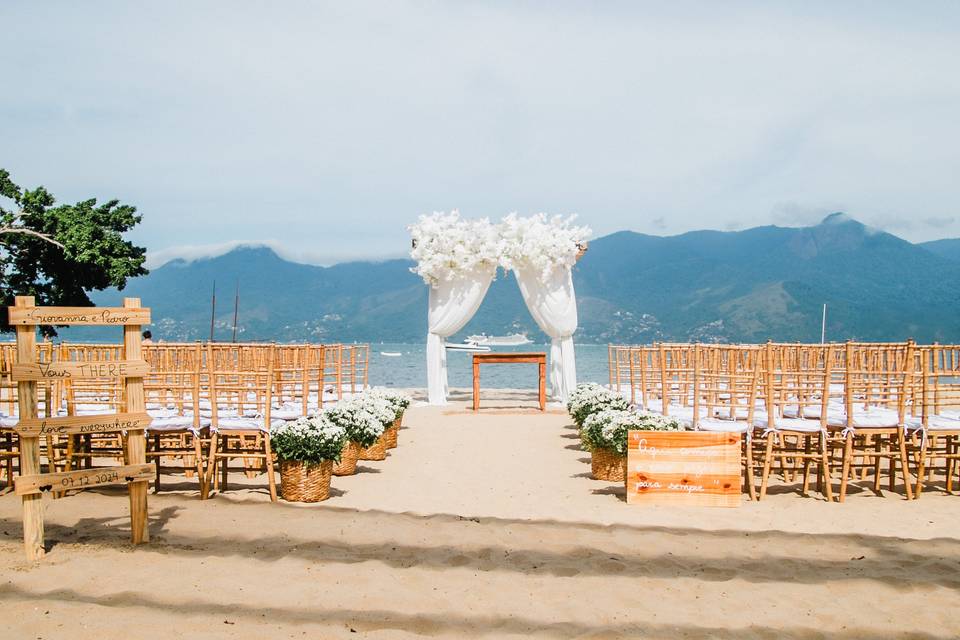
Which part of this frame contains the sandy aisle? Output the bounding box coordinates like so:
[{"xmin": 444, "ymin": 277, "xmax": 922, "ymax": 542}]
[{"xmin": 1, "ymin": 390, "xmax": 959, "ymax": 639}]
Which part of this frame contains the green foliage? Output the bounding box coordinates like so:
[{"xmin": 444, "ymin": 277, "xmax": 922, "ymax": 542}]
[{"xmin": 0, "ymin": 168, "xmax": 147, "ymax": 335}]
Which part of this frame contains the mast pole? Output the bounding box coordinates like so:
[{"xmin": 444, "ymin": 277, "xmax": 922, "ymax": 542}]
[{"xmin": 209, "ymin": 280, "xmax": 217, "ymax": 343}]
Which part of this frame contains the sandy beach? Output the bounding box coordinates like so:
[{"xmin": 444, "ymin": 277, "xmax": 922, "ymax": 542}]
[{"xmin": 1, "ymin": 389, "xmax": 959, "ymax": 639}]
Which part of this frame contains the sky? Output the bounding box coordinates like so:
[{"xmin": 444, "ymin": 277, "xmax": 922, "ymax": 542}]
[{"xmin": 2, "ymin": 1, "xmax": 959, "ymax": 268}]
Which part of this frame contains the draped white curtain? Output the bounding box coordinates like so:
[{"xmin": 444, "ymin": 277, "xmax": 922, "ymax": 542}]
[
  {"xmin": 426, "ymin": 268, "xmax": 496, "ymax": 404},
  {"xmin": 514, "ymin": 266, "xmax": 578, "ymax": 403}
]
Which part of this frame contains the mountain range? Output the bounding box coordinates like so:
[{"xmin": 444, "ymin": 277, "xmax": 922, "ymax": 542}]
[{"xmin": 67, "ymin": 213, "xmax": 960, "ymax": 344}]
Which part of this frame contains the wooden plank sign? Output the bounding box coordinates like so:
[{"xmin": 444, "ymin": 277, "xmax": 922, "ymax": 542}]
[
  {"xmin": 15, "ymin": 464, "xmax": 154, "ymax": 496},
  {"xmin": 12, "ymin": 359, "xmax": 150, "ymax": 381},
  {"xmin": 13, "ymin": 412, "xmax": 152, "ymax": 437},
  {"xmin": 626, "ymin": 431, "xmax": 741, "ymax": 507},
  {"xmin": 7, "ymin": 306, "xmax": 151, "ymax": 326}
]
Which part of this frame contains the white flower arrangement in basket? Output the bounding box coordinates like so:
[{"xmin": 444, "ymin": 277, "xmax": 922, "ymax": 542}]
[
  {"xmin": 366, "ymin": 388, "xmax": 412, "ymax": 420},
  {"xmin": 271, "ymin": 414, "xmax": 348, "ymax": 465},
  {"xmin": 567, "ymin": 382, "xmax": 629, "ymax": 427},
  {"xmin": 582, "ymin": 409, "xmax": 685, "ymax": 456},
  {"xmin": 324, "ymin": 397, "xmax": 387, "ymax": 449}
]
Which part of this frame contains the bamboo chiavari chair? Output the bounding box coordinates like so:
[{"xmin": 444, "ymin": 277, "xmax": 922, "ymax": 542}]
[
  {"xmin": 655, "ymin": 344, "xmax": 698, "ymax": 421},
  {"xmin": 323, "ymin": 343, "xmax": 344, "ymax": 401},
  {"xmin": 0, "ymin": 343, "xmax": 19, "ymax": 490},
  {"xmin": 760, "ymin": 343, "xmax": 837, "ymax": 500},
  {"xmin": 911, "ymin": 344, "xmax": 960, "ymax": 496},
  {"xmin": 835, "ymin": 341, "xmax": 914, "ymax": 501},
  {"xmin": 691, "ymin": 344, "xmax": 765, "ymax": 500},
  {"xmin": 144, "ymin": 343, "xmax": 209, "ymax": 493},
  {"xmin": 59, "ymin": 343, "xmax": 127, "ymax": 471},
  {"xmin": 204, "ymin": 343, "xmax": 279, "ymax": 501}
]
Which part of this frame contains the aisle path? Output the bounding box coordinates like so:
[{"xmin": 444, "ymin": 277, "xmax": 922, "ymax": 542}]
[{"xmin": 0, "ymin": 390, "xmax": 958, "ymax": 639}]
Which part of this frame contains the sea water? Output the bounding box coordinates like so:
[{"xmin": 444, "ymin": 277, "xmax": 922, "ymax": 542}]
[{"xmin": 368, "ymin": 343, "xmax": 610, "ymax": 389}]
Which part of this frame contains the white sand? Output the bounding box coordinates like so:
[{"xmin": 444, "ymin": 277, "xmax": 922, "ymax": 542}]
[{"xmin": 1, "ymin": 389, "xmax": 959, "ymax": 639}]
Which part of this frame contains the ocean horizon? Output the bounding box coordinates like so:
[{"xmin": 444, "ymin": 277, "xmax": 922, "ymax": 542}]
[{"xmin": 368, "ymin": 343, "xmax": 610, "ymax": 389}]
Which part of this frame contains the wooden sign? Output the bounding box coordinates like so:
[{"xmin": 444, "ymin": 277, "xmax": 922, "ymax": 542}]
[
  {"xmin": 12, "ymin": 359, "xmax": 150, "ymax": 381},
  {"xmin": 626, "ymin": 431, "xmax": 741, "ymax": 507},
  {"xmin": 13, "ymin": 412, "xmax": 152, "ymax": 437},
  {"xmin": 7, "ymin": 306, "xmax": 151, "ymax": 326},
  {"xmin": 15, "ymin": 464, "xmax": 154, "ymax": 496}
]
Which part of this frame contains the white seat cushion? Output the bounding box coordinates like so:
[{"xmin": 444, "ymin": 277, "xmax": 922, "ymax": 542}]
[
  {"xmin": 905, "ymin": 415, "xmax": 960, "ymax": 432},
  {"xmin": 0, "ymin": 416, "xmax": 18, "ymax": 428},
  {"xmin": 213, "ymin": 417, "xmax": 284, "ymax": 432},
  {"xmin": 697, "ymin": 418, "xmax": 751, "ymax": 433},
  {"xmin": 148, "ymin": 416, "xmax": 210, "ymax": 432},
  {"xmin": 764, "ymin": 417, "xmax": 826, "ymax": 433},
  {"xmin": 827, "ymin": 407, "xmax": 901, "ymax": 429}
]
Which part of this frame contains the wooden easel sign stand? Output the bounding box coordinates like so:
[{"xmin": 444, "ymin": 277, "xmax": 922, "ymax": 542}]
[{"xmin": 10, "ymin": 296, "xmax": 153, "ymax": 560}]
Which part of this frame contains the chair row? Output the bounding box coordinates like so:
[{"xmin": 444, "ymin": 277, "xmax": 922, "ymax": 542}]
[
  {"xmin": 608, "ymin": 342, "xmax": 960, "ymax": 501},
  {"xmin": 0, "ymin": 342, "xmax": 371, "ymax": 498}
]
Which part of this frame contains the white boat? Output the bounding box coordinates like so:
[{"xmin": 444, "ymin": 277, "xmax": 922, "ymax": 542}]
[
  {"xmin": 380, "ymin": 351, "xmax": 402, "ymax": 357},
  {"xmin": 445, "ymin": 342, "xmax": 491, "ymax": 353},
  {"xmin": 466, "ymin": 332, "xmax": 532, "ymax": 346}
]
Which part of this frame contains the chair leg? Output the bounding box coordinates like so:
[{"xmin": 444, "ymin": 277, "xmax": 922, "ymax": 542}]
[
  {"xmin": 914, "ymin": 434, "xmax": 929, "ymax": 499},
  {"xmin": 758, "ymin": 434, "xmax": 774, "ymax": 500},
  {"xmin": 897, "ymin": 427, "xmax": 914, "ymax": 500},
  {"xmin": 820, "ymin": 434, "xmax": 834, "ymax": 502},
  {"xmin": 194, "ymin": 432, "xmax": 208, "ymax": 498},
  {"xmin": 153, "ymin": 434, "xmax": 161, "ymax": 493},
  {"xmin": 801, "ymin": 435, "xmax": 812, "ymax": 496},
  {"xmin": 839, "ymin": 433, "xmax": 853, "ymax": 503},
  {"xmin": 872, "ymin": 436, "xmax": 883, "ymax": 493},
  {"xmin": 947, "ymin": 436, "xmax": 957, "ymax": 494},
  {"xmin": 204, "ymin": 434, "xmax": 220, "ymax": 498},
  {"xmin": 264, "ymin": 433, "xmax": 278, "ymax": 503}
]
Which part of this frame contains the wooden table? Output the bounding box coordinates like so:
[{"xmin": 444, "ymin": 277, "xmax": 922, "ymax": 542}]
[{"xmin": 472, "ymin": 352, "xmax": 547, "ymax": 411}]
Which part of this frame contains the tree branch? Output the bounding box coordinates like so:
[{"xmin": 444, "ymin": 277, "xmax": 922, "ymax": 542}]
[{"xmin": 0, "ymin": 226, "xmax": 65, "ymax": 249}]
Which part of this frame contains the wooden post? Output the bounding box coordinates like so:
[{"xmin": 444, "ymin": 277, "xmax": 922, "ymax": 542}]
[
  {"xmin": 538, "ymin": 355, "xmax": 546, "ymax": 411},
  {"xmin": 472, "ymin": 355, "xmax": 480, "ymax": 411},
  {"xmin": 16, "ymin": 296, "xmax": 44, "ymax": 560},
  {"xmin": 123, "ymin": 298, "xmax": 149, "ymax": 544}
]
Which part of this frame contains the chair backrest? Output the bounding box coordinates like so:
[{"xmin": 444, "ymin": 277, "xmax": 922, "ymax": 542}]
[
  {"xmin": 206, "ymin": 343, "xmax": 276, "ymax": 429},
  {"xmin": 917, "ymin": 344, "xmax": 960, "ymax": 425},
  {"xmin": 144, "ymin": 343, "xmax": 203, "ymax": 427},
  {"xmin": 843, "ymin": 341, "xmax": 912, "ymax": 425},
  {"xmin": 692, "ymin": 344, "xmax": 763, "ymax": 427},
  {"xmin": 657, "ymin": 343, "xmax": 697, "ymax": 416},
  {"xmin": 763, "ymin": 343, "xmax": 835, "ymax": 429}
]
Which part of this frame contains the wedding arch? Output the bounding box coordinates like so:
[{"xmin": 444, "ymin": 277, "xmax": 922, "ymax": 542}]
[{"xmin": 409, "ymin": 211, "xmax": 590, "ymax": 405}]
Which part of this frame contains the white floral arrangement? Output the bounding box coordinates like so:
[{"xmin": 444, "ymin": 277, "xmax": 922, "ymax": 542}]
[
  {"xmin": 408, "ymin": 211, "xmax": 591, "ymax": 286},
  {"xmin": 324, "ymin": 397, "xmax": 387, "ymax": 448},
  {"xmin": 499, "ymin": 213, "xmax": 591, "ymax": 280},
  {"xmin": 366, "ymin": 388, "xmax": 412, "ymax": 420},
  {"xmin": 581, "ymin": 409, "xmax": 685, "ymax": 456},
  {"xmin": 409, "ymin": 211, "xmax": 502, "ymax": 286},
  {"xmin": 271, "ymin": 414, "xmax": 348, "ymax": 465},
  {"xmin": 567, "ymin": 382, "xmax": 629, "ymax": 427}
]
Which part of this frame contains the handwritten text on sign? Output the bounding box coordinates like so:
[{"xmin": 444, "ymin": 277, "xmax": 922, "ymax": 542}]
[
  {"xmin": 12, "ymin": 360, "xmax": 150, "ymax": 381},
  {"xmin": 626, "ymin": 431, "xmax": 741, "ymax": 507},
  {"xmin": 14, "ymin": 412, "xmax": 152, "ymax": 437},
  {"xmin": 7, "ymin": 306, "xmax": 151, "ymax": 326},
  {"xmin": 14, "ymin": 464, "xmax": 154, "ymax": 496}
]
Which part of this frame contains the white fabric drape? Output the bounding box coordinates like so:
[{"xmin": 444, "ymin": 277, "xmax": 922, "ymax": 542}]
[
  {"xmin": 514, "ymin": 266, "xmax": 578, "ymax": 403},
  {"xmin": 427, "ymin": 268, "xmax": 496, "ymax": 404}
]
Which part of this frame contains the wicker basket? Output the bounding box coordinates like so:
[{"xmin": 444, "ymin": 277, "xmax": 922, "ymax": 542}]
[
  {"xmin": 591, "ymin": 448, "xmax": 626, "ymax": 482},
  {"xmin": 396, "ymin": 411, "xmax": 405, "ymax": 428},
  {"xmin": 279, "ymin": 459, "xmax": 333, "ymax": 502},
  {"xmin": 384, "ymin": 419, "xmax": 400, "ymax": 449},
  {"xmin": 332, "ymin": 441, "xmax": 361, "ymax": 476},
  {"xmin": 359, "ymin": 434, "xmax": 388, "ymax": 461}
]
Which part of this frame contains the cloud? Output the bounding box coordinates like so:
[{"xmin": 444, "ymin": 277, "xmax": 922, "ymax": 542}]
[{"xmin": 2, "ymin": 2, "xmax": 959, "ymax": 248}]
